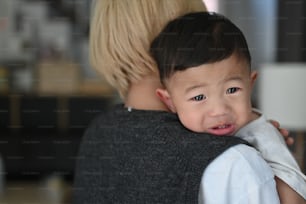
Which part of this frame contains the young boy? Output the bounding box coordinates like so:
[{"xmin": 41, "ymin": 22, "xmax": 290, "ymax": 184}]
[{"xmin": 150, "ymin": 11, "xmax": 306, "ymax": 203}]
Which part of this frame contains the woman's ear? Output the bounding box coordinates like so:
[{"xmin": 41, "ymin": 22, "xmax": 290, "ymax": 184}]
[
  {"xmin": 156, "ymin": 88, "xmax": 176, "ymax": 112},
  {"xmin": 250, "ymin": 71, "xmax": 258, "ymax": 88}
]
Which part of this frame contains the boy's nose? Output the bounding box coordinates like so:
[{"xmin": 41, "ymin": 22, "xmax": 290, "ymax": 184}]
[{"xmin": 208, "ymin": 99, "xmax": 229, "ymax": 117}]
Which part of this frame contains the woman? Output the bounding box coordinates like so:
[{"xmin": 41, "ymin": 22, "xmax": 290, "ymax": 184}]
[{"xmin": 73, "ymin": 1, "xmax": 292, "ymax": 203}]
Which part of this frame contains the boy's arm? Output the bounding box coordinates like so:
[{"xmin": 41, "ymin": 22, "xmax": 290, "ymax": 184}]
[
  {"xmin": 253, "ymin": 110, "xmax": 293, "ymax": 145},
  {"xmin": 200, "ymin": 145, "xmax": 280, "ymax": 204},
  {"xmin": 275, "ymin": 177, "xmax": 305, "ymax": 204},
  {"xmin": 269, "ymin": 119, "xmax": 293, "ymax": 146},
  {"xmin": 236, "ymin": 113, "xmax": 306, "ymax": 202}
]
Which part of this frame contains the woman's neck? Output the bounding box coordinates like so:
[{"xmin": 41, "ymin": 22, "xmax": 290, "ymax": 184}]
[{"xmin": 124, "ymin": 75, "xmax": 169, "ymax": 111}]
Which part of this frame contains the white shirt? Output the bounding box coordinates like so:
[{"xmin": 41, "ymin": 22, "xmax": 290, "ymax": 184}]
[
  {"xmin": 236, "ymin": 113, "xmax": 306, "ymax": 199},
  {"xmin": 199, "ymin": 144, "xmax": 280, "ymax": 204}
]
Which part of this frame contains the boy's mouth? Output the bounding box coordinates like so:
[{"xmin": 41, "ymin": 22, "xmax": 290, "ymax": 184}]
[
  {"xmin": 214, "ymin": 124, "xmax": 230, "ymax": 129},
  {"xmin": 208, "ymin": 124, "xmax": 236, "ymax": 136}
]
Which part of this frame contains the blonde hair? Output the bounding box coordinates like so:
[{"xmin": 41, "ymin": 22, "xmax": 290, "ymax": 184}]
[{"xmin": 90, "ymin": 0, "xmax": 206, "ymax": 98}]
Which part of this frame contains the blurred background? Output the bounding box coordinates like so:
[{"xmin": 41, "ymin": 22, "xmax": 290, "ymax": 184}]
[{"xmin": 0, "ymin": 0, "xmax": 305, "ymax": 203}]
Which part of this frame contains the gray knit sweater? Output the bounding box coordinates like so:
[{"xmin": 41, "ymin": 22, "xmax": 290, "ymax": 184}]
[{"xmin": 72, "ymin": 104, "xmax": 246, "ymax": 204}]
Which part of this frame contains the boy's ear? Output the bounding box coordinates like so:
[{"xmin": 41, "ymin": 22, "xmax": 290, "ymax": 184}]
[
  {"xmin": 250, "ymin": 71, "xmax": 258, "ymax": 88},
  {"xmin": 156, "ymin": 88, "xmax": 176, "ymax": 112}
]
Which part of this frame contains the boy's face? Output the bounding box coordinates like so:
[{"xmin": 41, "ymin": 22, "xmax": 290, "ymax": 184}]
[{"xmin": 157, "ymin": 54, "xmax": 257, "ymax": 135}]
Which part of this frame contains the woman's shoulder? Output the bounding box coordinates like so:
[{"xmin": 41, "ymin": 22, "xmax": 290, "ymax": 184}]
[{"xmin": 80, "ymin": 104, "xmax": 180, "ymax": 142}]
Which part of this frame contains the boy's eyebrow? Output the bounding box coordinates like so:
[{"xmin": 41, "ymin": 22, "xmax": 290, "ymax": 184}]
[
  {"xmin": 184, "ymin": 76, "xmax": 244, "ymax": 93},
  {"xmin": 224, "ymin": 76, "xmax": 244, "ymax": 82},
  {"xmin": 185, "ymin": 83, "xmax": 208, "ymax": 93}
]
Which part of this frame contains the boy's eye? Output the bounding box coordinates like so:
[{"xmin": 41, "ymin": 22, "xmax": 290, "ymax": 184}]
[
  {"xmin": 226, "ymin": 87, "xmax": 240, "ymax": 94},
  {"xmin": 191, "ymin": 94, "xmax": 206, "ymax": 101}
]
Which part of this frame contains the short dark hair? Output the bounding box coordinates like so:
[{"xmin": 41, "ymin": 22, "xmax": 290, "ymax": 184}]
[{"xmin": 150, "ymin": 12, "xmax": 251, "ymax": 84}]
